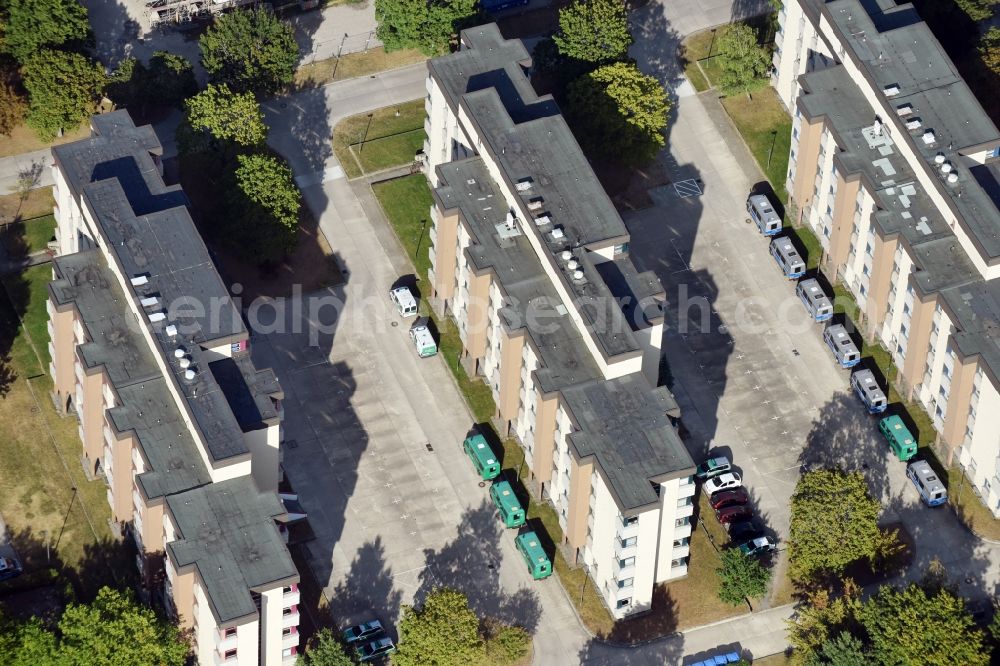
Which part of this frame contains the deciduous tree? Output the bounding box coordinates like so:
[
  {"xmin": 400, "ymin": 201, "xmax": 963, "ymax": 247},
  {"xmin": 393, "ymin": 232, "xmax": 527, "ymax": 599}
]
[
  {"xmin": 57, "ymin": 587, "xmax": 189, "ymax": 665},
  {"xmin": 182, "ymin": 83, "xmax": 267, "ymax": 150},
  {"xmin": 553, "ymin": 0, "xmax": 632, "ymax": 64},
  {"xmin": 716, "ymin": 548, "xmax": 771, "ymax": 606},
  {"xmin": 859, "ymin": 584, "xmax": 987, "ymax": 666},
  {"xmin": 483, "ymin": 621, "xmax": 531, "ymax": 665},
  {"xmin": 298, "ymin": 628, "xmax": 354, "ymax": 666},
  {"xmin": 147, "ymin": 52, "xmax": 198, "ymax": 108},
  {"xmin": 979, "ymin": 26, "xmax": 1000, "ymax": 75},
  {"xmin": 200, "ymin": 7, "xmax": 298, "ymax": 95},
  {"xmin": 22, "ymin": 48, "xmax": 105, "ymax": 141},
  {"xmin": 0, "ymin": 79, "xmax": 28, "ymax": 136},
  {"xmin": 787, "ymin": 584, "xmax": 864, "ymax": 663},
  {"xmin": 3, "ymin": 0, "xmax": 90, "ymax": 63},
  {"xmin": 393, "ymin": 587, "xmax": 485, "ymax": 666},
  {"xmin": 716, "ymin": 23, "xmax": 771, "ymax": 97},
  {"xmin": 789, "ymin": 469, "xmax": 893, "ymax": 581},
  {"xmin": 566, "ymin": 61, "xmax": 669, "ymax": 164},
  {"xmin": 229, "ymin": 152, "xmax": 301, "ymax": 262},
  {"xmin": 807, "ymin": 631, "xmax": 869, "ymax": 666},
  {"xmin": 4, "ymin": 587, "xmax": 187, "ymax": 665},
  {"xmin": 374, "ymin": 0, "xmax": 479, "ymax": 56}
]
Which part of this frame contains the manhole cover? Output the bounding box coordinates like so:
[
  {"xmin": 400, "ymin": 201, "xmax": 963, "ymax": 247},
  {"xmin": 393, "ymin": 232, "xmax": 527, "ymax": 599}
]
[
  {"xmin": 391, "ymin": 321, "xmax": 398, "ymax": 327},
  {"xmin": 286, "ymin": 439, "xmax": 298, "ymax": 449},
  {"xmin": 425, "ymin": 442, "xmax": 434, "ymax": 452},
  {"xmin": 30, "ymin": 407, "xmax": 38, "ymax": 413},
  {"xmin": 478, "ymin": 481, "xmax": 486, "ymax": 488}
]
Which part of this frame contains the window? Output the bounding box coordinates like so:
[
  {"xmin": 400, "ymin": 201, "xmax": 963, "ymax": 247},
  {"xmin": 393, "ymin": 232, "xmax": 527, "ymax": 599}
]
[
  {"xmin": 619, "ymin": 557, "xmax": 636, "ymax": 568},
  {"xmin": 620, "ymin": 536, "xmax": 637, "ymax": 548},
  {"xmin": 224, "ymin": 627, "xmax": 237, "ymax": 638},
  {"xmin": 283, "ymin": 607, "xmax": 294, "ymax": 616},
  {"xmin": 616, "ymin": 598, "xmax": 631, "ymax": 609},
  {"xmin": 224, "ymin": 649, "xmax": 238, "ymax": 660},
  {"xmin": 283, "ymin": 627, "xmax": 294, "ymax": 637},
  {"xmin": 622, "ymin": 516, "xmax": 639, "ymax": 527},
  {"xmin": 618, "ymin": 577, "xmax": 634, "ymax": 589},
  {"xmin": 675, "ymin": 516, "xmax": 690, "ymax": 527}
]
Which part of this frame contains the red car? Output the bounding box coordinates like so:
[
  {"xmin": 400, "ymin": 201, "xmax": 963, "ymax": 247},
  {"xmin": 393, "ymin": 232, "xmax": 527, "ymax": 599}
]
[
  {"xmin": 709, "ymin": 487, "xmax": 749, "ymax": 511},
  {"xmin": 715, "ymin": 504, "xmax": 753, "ymax": 524}
]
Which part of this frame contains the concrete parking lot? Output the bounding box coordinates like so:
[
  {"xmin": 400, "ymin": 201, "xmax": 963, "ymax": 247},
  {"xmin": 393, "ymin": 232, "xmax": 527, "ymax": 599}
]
[
  {"xmin": 624, "ymin": 91, "xmax": 1000, "ymax": 600},
  {"xmin": 251, "ymin": 279, "xmax": 584, "ymax": 658}
]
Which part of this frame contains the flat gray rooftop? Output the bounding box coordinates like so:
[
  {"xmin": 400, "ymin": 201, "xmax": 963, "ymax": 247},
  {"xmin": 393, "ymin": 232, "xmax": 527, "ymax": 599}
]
[
  {"xmin": 50, "ymin": 251, "xmax": 211, "ymax": 500},
  {"xmin": 563, "ymin": 374, "xmax": 691, "ymax": 511},
  {"xmin": 209, "ymin": 356, "xmax": 281, "ymax": 430},
  {"xmin": 50, "ymin": 250, "xmax": 161, "ymax": 387},
  {"xmin": 942, "ymin": 280, "xmax": 1000, "ymax": 383},
  {"xmin": 109, "ymin": 379, "xmax": 212, "ymax": 500},
  {"xmin": 166, "ymin": 477, "xmax": 297, "ymax": 624},
  {"xmin": 436, "ymin": 158, "xmax": 692, "ymax": 508},
  {"xmin": 436, "ymin": 158, "xmax": 602, "ymax": 394},
  {"xmin": 53, "ymin": 112, "xmax": 276, "ymax": 463},
  {"xmin": 820, "ymin": 0, "xmax": 1000, "ymax": 259}
]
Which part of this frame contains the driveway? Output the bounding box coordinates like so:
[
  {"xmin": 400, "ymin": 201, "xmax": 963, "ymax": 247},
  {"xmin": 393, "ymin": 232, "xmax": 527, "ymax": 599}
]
[{"xmin": 251, "ymin": 64, "xmax": 586, "ymax": 665}]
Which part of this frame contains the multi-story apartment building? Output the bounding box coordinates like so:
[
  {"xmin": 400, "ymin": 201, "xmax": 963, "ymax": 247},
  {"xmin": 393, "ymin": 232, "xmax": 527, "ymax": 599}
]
[
  {"xmin": 423, "ymin": 24, "xmax": 696, "ymax": 619},
  {"xmin": 773, "ymin": 0, "xmax": 1000, "ymax": 512},
  {"xmin": 47, "ymin": 111, "xmax": 301, "ymax": 664}
]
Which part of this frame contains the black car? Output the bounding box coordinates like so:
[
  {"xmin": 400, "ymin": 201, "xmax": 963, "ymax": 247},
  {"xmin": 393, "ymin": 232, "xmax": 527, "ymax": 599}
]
[
  {"xmin": 0, "ymin": 556, "xmax": 22, "ymax": 582},
  {"xmin": 727, "ymin": 519, "xmax": 761, "ymax": 543}
]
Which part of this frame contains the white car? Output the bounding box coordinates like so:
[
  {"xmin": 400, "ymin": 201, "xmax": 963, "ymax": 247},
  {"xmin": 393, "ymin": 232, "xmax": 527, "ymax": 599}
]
[{"xmin": 704, "ymin": 472, "xmax": 743, "ymax": 495}]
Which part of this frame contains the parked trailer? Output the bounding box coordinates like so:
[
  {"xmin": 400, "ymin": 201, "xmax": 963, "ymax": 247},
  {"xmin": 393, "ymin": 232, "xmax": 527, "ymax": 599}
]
[
  {"xmin": 769, "ymin": 236, "xmax": 806, "ymax": 278},
  {"xmin": 747, "ymin": 193, "xmax": 782, "ymax": 235},
  {"xmin": 796, "ymin": 278, "xmax": 833, "ymax": 322},
  {"xmin": 823, "ymin": 324, "xmax": 861, "ymax": 368},
  {"xmin": 851, "ymin": 369, "xmax": 887, "ymax": 414}
]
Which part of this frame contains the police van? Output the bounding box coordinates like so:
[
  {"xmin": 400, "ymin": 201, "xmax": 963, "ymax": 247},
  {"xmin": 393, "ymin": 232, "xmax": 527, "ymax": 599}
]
[
  {"xmin": 795, "ymin": 278, "xmax": 833, "ymax": 322},
  {"xmin": 907, "ymin": 460, "xmax": 947, "ymax": 507},
  {"xmin": 747, "ymin": 194, "xmax": 782, "ymax": 236},
  {"xmin": 823, "ymin": 324, "xmax": 861, "ymax": 368},
  {"xmin": 389, "ymin": 286, "xmax": 418, "ymax": 317},
  {"xmin": 850, "ymin": 369, "xmax": 887, "ymax": 413},
  {"xmin": 409, "ymin": 319, "xmax": 438, "ymax": 358},
  {"xmin": 769, "ymin": 237, "xmax": 806, "ymax": 279}
]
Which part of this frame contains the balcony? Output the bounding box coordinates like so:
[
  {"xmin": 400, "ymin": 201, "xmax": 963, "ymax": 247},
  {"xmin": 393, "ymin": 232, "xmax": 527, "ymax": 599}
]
[
  {"xmin": 282, "ymin": 606, "xmax": 300, "ymax": 629},
  {"xmin": 673, "ymin": 544, "xmax": 691, "ymax": 559},
  {"xmin": 216, "ymin": 631, "xmax": 239, "ymax": 655},
  {"xmin": 678, "ymin": 477, "xmax": 696, "ymax": 498},
  {"xmin": 613, "ymin": 559, "xmax": 636, "ymax": 581},
  {"xmin": 616, "ymin": 518, "xmax": 639, "ymax": 541},
  {"xmin": 614, "ymin": 538, "xmax": 638, "ymax": 560},
  {"xmin": 675, "ymin": 501, "xmax": 694, "ymax": 520},
  {"xmin": 674, "ymin": 523, "xmax": 692, "ymax": 541},
  {"xmin": 424, "ymin": 96, "xmax": 432, "ymax": 116},
  {"xmin": 283, "ymin": 586, "xmax": 301, "ymax": 607},
  {"xmin": 282, "ymin": 628, "xmax": 299, "ymax": 650}
]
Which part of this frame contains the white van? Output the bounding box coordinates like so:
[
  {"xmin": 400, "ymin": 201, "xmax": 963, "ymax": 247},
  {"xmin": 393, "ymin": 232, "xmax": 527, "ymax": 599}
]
[{"xmin": 390, "ymin": 287, "xmax": 418, "ymax": 317}]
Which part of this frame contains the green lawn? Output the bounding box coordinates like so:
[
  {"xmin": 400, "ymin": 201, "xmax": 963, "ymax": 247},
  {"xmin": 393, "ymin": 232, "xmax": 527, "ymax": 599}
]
[
  {"xmin": 353, "ymin": 130, "xmax": 425, "ymax": 175},
  {"xmin": 787, "ymin": 225, "xmax": 823, "ymax": 271},
  {"xmin": 333, "ymin": 100, "xmax": 426, "ymax": 179},
  {"xmin": 371, "ymin": 174, "xmax": 435, "ymax": 279},
  {"xmin": 0, "ymin": 265, "xmax": 123, "ymax": 600},
  {"xmin": 293, "ymin": 47, "xmax": 426, "ymax": 90},
  {"xmin": 721, "ymin": 87, "xmax": 793, "ymax": 203},
  {"xmin": 1, "ymin": 214, "xmax": 56, "ymax": 256}
]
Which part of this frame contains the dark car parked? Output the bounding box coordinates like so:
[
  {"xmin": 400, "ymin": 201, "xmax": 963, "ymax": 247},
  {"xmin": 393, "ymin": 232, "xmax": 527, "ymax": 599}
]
[
  {"xmin": 708, "ymin": 487, "xmax": 749, "ymax": 511},
  {"xmin": 727, "ymin": 519, "xmax": 761, "ymax": 542},
  {"xmin": 715, "ymin": 504, "xmax": 753, "ymax": 524}
]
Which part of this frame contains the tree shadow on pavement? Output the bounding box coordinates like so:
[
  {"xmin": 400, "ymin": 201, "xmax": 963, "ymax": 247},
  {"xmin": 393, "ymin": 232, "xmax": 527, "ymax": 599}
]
[
  {"xmin": 798, "ymin": 392, "xmax": 893, "ymax": 504},
  {"xmin": 415, "ymin": 500, "xmax": 542, "ymax": 634},
  {"xmin": 327, "ymin": 537, "xmax": 403, "ymax": 634}
]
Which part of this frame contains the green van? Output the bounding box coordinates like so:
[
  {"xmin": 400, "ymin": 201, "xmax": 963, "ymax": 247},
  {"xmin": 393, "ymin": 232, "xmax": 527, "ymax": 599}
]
[
  {"xmin": 463, "ymin": 434, "xmax": 500, "ymax": 480},
  {"xmin": 490, "ymin": 480, "xmax": 525, "ymax": 528},
  {"xmin": 515, "ymin": 531, "xmax": 552, "ymax": 580},
  {"xmin": 879, "ymin": 415, "xmax": 917, "ymax": 461}
]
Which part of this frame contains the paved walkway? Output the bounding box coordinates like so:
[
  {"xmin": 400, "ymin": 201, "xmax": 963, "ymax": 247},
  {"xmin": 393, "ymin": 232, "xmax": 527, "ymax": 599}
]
[{"xmin": 0, "ymin": 149, "xmax": 53, "ymax": 196}]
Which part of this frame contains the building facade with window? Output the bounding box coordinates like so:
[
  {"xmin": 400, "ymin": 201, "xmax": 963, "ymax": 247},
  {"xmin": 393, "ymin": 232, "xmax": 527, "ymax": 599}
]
[
  {"xmin": 47, "ymin": 111, "xmax": 300, "ymax": 664},
  {"xmin": 423, "ymin": 24, "xmax": 696, "ymax": 619},
  {"xmin": 773, "ymin": 0, "xmax": 1000, "ymax": 512}
]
